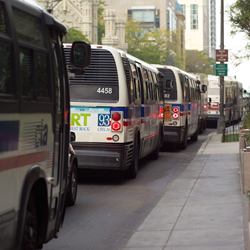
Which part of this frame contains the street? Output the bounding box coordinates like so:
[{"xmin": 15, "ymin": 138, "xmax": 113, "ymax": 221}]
[{"xmin": 43, "ymin": 129, "xmax": 214, "ymax": 250}]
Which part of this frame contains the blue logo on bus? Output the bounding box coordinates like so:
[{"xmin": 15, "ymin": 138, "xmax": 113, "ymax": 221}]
[{"xmin": 98, "ymin": 114, "xmax": 110, "ymax": 126}]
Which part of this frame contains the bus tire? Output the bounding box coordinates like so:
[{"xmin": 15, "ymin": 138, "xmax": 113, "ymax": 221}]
[
  {"xmin": 199, "ymin": 120, "xmax": 203, "ymax": 134},
  {"xmin": 126, "ymin": 139, "xmax": 139, "ymax": 179},
  {"xmin": 67, "ymin": 162, "xmax": 78, "ymax": 206},
  {"xmin": 191, "ymin": 126, "xmax": 198, "ymax": 142},
  {"xmin": 21, "ymin": 193, "xmax": 38, "ymax": 250},
  {"xmin": 203, "ymin": 120, "xmax": 207, "ymax": 130},
  {"xmin": 149, "ymin": 136, "xmax": 161, "ymax": 160},
  {"xmin": 179, "ymin": 125, "xmax": 187, "ymax": 150}
]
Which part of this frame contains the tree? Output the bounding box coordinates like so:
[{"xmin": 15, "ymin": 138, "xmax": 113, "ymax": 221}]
[
  {"xmin": 125, "ymin": 19, "xmax": 183, "ymax": 66},
  {"xmin": 228, "ymin": 0, "xmax": 250, "ymax": 66},
  {"xmin": 98, "ymin": 0, "xmax": 107, "ymax": 44},
  {"xmin": 185, "ymin": 50, "xmax": 215, "ymax": 74},
  {"xmin": 64, "ymin": 28, "xmax": 90, "ymax": 43}
]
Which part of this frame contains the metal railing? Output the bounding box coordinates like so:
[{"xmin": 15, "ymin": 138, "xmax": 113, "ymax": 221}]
[{"xmin": 222, "ymin": 120, "xmax": 242, "ymax": 142}]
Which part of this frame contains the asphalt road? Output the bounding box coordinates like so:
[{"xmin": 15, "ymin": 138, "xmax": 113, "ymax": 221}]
[{"xmin": 43, "ymin": 128, "xmax": 215, "ymax": 250}]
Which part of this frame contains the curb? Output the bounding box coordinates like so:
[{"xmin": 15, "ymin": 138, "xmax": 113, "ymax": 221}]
[{"xmin": 197, "ymin": 132, "xmax": 215, "ymax": 155}]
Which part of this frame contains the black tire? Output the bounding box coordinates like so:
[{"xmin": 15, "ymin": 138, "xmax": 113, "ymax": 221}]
[
  {"xmin": 191, "ymin": 125, "xmax": 198, "ymax": 142},
  {"xmin": 67, "ymin": 162, "xmax": 78, "ymax": 206},
  {"xmin": 203, "ymin": 120, "xmax": 207, "ymax": 130},
  {"xmin": 126, "ymin": 139, "xmax": 139, "ymax": 179},
  {"xmin": 179, "ymin": 125, "xmax": 187, "ymax": 150},
  {"xmin": 21, "ymin": 193, "xmax": 38, "ymax": 250},
  {"xmin": 199, "ymin": 120, "xmax": 203, "ymax": 134}
]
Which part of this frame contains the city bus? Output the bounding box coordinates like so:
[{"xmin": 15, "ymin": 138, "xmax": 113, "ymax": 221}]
[
  {"xmin": 190, "ymin": 73, "xmax": 209, "ymax": 134},
  {"xmin": 207, "ymin": 75, "xmax": 243, "ymax": 125},
  {"xmin": 63, "ymin": 44, "xmax": 164, "ymax": 179},
  {"xmin": 0, "ymin": 0, "xmax": 90, "ymax": 249},
  {"xmin": 152, "ymin": 65, "xmax": 207, "ymax": 149}
]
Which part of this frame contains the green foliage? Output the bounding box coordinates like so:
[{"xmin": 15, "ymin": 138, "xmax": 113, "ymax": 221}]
[
  {"xmin": 125, "ymin": 19, "xmax": 184, "ymax": 66},
  {"xmin": 228, "ymin": 0, "xmax": 250, "ymax": 66},
  {"xmin": 185, "ymin": 50, "xmax": 215, "ymax": 74},
  {"xmin": 229, "ymin": 0, "xmax": 250, "ymax": 37},
  {"xmin": 64, "ymin": 28, "xmax": 90, "ymax": 44},
  {"xmin": 98, "ymin": 0, "xmax": 106, "ymax": 44}
]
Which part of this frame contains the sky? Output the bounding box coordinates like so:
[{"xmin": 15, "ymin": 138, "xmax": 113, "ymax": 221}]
[{"xmin": 216, "ymin": 0, "xmax": 250, "ymax": 91}]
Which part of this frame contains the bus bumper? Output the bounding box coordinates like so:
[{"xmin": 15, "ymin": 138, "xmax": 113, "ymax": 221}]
[
  {"xmin": 71, "ymin": 142, "xmax": 133, "ymax": 170},
  {"xmin": 163, "ymin": 126, "xmax": 183, "ymax": 143}
]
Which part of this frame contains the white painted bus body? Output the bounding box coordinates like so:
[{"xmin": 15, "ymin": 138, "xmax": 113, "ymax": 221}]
[
  {"xmin": 64, "ymin": 45, "xmax": 164, "ymax": 175},
  {"xmin": 152, "ymin": 65, "xmax": 201, "ymax": 149}
]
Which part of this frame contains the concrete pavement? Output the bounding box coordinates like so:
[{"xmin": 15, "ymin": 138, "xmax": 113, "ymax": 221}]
[{"xmin": 123, "ymin": 132, "xmax": 247, "ymax": 250}]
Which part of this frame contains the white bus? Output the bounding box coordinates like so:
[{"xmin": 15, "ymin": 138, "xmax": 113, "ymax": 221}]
[
  {"xmin": 190, "ymin": 73, "xmax": 209, "ymax": 133},
  {"xmin": 152, "ymin": 65, "xmax": 207, "ymax": 149},
  {"xmin": 207, "ymin": 75, "xmax": 243, "ymax": 125},
  {"xmin": 0, "ymin": 1, "xmax": 90, "ymax": 249},
  {"xmin": 63, "ymin": 44, "xmax": 164, "ymax": 179}
]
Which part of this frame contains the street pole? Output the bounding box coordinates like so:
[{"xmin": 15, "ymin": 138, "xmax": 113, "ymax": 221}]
[{"xmin": 217, "ymin": 0, "xmax": 225, "ymax": 134}]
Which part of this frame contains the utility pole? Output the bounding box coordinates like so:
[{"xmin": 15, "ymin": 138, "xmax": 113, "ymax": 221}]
[{"xmin": 217, "ymin": 0, "xmax": 225, "ymax": 134}]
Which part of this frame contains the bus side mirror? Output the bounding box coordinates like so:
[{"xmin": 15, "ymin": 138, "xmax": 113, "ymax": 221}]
[
  {"xmin": 70, "ymin": 41, "xmax": 91, "ymax": 74},
  {"xmin": 70, "ymin": 132, "xmax": 76, "ymax": 142},
  {"xmin": 197, "ymin": 80, "xmax": 201, "ymax": 85},
  {"xmin": 201, "ymin": 85, "xmax": 207, "ymax": 93},
  {"xmin": 208, "ymin": 97, "xmax": 212, "ymax": 103}
]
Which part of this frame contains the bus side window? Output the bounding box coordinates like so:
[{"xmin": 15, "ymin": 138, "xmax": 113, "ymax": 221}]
[
  {"xmin": 52, "ymin": 42, "xmax": 61, "ymax": 112},
  {"xmin": 148, "ymin": 71, "xmax": 155, "ymax": 101},
  {"xmin": 184, "ymin": 76, "xmax": 190, "ymax": 102},
  {"xmin": 130, "ymin": 63, "xmax": 141, "ymax": 102},
  {"xmin": 0, "ymin": 3, "xmax": 14, "ymax": 97},
  {"xmin": 143, "ymin": 68, "xmax": 151, "ymax": 101}
]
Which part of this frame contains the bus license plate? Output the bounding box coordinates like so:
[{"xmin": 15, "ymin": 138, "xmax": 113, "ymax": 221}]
[{"xmin": 164, "ymin": 105, "xmax": 171, "ymax": 121}]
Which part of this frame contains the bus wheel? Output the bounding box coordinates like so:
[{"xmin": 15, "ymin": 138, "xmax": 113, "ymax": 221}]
[
  {"xmin": 203, "ymin": 120, "xmax": 207, "ymax": 130},
  {"xmin": 126, "ymin": 139, "xmax": 139, "ymax": 179},
  {"xmin": 191, "ymin": 126, "xmax": 198, "ymax": 142},
  {"xmin": 21, "ymin": 194, "xmax": 38, "ymax": 250},
  {"xmin": 199, "ymin": 121, "xmax": 203, "ymax": 134},
  {"xmin": 179, "ymin": 125, "xmax": 187, "ymax": 150},
  {"xmin": 67, "ymin": 163, "xmax": 78, "ymax": 206}
]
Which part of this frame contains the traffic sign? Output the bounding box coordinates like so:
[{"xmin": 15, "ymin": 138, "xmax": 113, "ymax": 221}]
[
  {"xmin": 216, "ymin": 63, "xmax": 227, "ymax": 76},
  {"xmin": 216, "ymin": 49, "xmax": 228, "ymax": 62}
]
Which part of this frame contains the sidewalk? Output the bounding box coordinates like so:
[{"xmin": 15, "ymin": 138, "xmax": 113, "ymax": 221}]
[{"xmin": 123, "ymin": 132, "xmax": 247, "ymax": 250}]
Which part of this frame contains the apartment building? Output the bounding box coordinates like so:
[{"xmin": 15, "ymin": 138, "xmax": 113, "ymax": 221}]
[{"xmin": 178, "ymin": 0, "xmax": 210, "ymax": 57}]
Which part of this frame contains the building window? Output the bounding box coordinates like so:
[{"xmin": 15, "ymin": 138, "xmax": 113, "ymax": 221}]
[
  {"xmin": 180, "ymin": 4, "xmax": 186, "ymax": 16},
  {"xmin": 190, "ymin": 4, "xmax": 198, "ymax": 29}
]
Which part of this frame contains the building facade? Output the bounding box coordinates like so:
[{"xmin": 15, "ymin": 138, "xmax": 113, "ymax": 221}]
[
  {"xmin": 103, "ymin": 0, "xmax": 186, "ymax": 64},
  {"xmin": 179, "ymin": 0, "xmax": 210, "ymax": 57},
  {"xmin": 37, "ymin": 0, "xmax": 98, "ymax": 44}
]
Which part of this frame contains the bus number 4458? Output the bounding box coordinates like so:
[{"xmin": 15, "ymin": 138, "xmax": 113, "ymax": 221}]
[{"xmin": 97, "ymin": 87, "xmax": 112, "ymax": 94}]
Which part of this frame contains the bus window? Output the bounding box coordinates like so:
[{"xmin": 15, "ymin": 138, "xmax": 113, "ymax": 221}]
[
  {"xmin": 130, "ymin": 63, "xmax": 141, "ymax": 101},
  {"xmin": 0, "ymin": 42, "xmax": 13, "ymax": 96},
  {"xmin": 35, "ymin": 52, "xmax": 50, "ymax": 99},
  {"xmin": 20, "ymin": 47, "xmax": 33, "ymax": 98},
  {"xmin": 12, "ymin": 8, "xmax": 45, "ymax": 47},
  {"xmin": 0, "ymin": 2, "xmax": 7, "ymax": 34}
]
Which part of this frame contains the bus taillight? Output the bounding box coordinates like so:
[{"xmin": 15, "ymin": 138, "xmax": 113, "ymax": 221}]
[
  {"xmin": 112, "ymin": 112, "xmax": 121, "ymax": 121},
  {"xmin": 204, "ymin": 104, "xmax": 208, "ymax": 109},
  {"xmin": 172, "ymin": 107, "xmax": 179, "ymax": 119},
  {"xmin": 172, "ymin": 113, "xmax": 179, "ymax": 119},
  {"xmin": 112, "ymin": 122, "xmax": 121, "ymax": 130},
  {"xmin": 111, "ymin": 111, "xmax": 123, "ymax": 132}
]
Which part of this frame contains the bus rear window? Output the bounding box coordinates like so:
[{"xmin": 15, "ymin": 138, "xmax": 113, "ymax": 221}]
[
  {"xmin": 157, "ymin": 68, "xmax": 177, "ymax": 100},
  {"xmin": 64, "ymin": 48, "xmax": 119, "ymax": 102}
]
